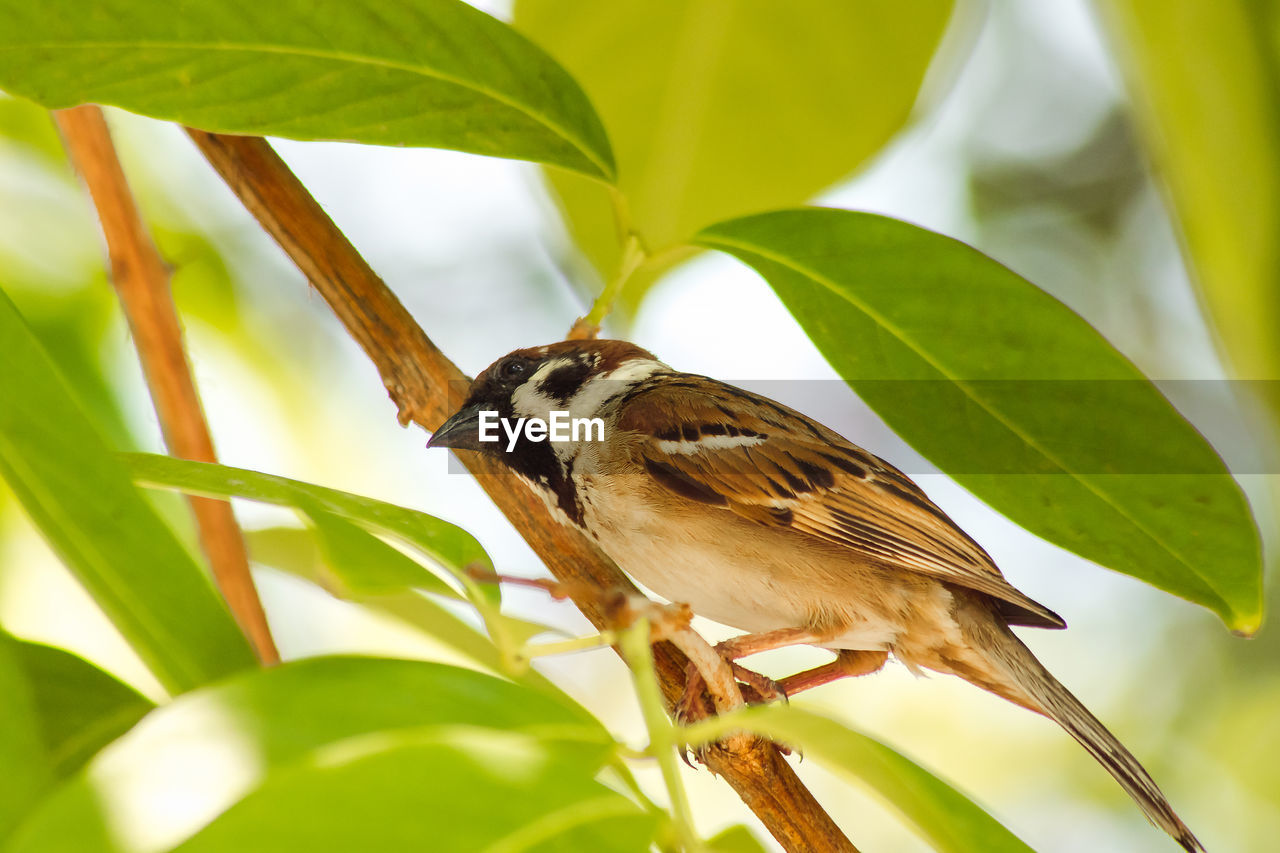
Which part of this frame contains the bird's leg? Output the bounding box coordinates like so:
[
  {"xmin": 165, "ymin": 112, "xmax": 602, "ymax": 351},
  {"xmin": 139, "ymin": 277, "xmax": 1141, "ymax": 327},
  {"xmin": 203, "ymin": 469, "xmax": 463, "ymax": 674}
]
[
  {"xmin": 677, "ymin": 630, "xmax": 884, "ymax": 724},
  {"xmin": 711, "ymin": 627, "xmax": 827, "ymax": 702},
  {"xmin": 676, "ymin": 627, "xmax": 826, "ymax": 720},
  {"xmin": 715, "ymin": 626, "xmax": 827, "ymax": 659},
  {"xmin": 775, "ymin": 649, "xmax": 889, "ymax": 696}
]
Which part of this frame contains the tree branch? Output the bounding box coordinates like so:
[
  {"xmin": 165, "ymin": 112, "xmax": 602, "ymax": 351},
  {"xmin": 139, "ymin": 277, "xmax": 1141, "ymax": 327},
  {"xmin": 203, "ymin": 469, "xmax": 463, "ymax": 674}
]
[
  {"xmin": 56, "ymin": 107, "xmax": 279, "ymax": 666},
  {"xmin": 185, "ymin": 128, "xmax": 858, "ymax": 853}
]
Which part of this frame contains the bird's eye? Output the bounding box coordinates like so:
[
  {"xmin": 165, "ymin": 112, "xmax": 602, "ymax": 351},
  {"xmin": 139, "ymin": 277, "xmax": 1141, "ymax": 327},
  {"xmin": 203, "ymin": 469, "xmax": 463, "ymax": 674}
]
[{"xmin": 499, "ymin": 358, "xmax": 528, "ymax": 381}]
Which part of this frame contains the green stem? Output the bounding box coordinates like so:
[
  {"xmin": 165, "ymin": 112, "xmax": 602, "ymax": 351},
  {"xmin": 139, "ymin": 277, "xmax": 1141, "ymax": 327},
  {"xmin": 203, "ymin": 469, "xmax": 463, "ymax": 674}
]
[
  {"xmin": 519, "ymin": 631, "xmax": 616, "ymax": 660},
  {"xmin": 605, "ymin": 753, "xmax": 669, "ymax": 820},
  {"xmin": 584, "ymin": 232, "xmax": 647, "ymax": 327},
  {"xmin": 608, "ymin": 184, "xmax": 635, "ymax": 247},
  {"xmin": 619, "ymin": 619, "xmax": 702, "ymax": 852},
  {"xmin": 458, "ymin": 572, "xmax": 526, "ymax": 675},
  {"xmin": 676, "ymin": 706, "xmax": 766, "ymax": 750}
]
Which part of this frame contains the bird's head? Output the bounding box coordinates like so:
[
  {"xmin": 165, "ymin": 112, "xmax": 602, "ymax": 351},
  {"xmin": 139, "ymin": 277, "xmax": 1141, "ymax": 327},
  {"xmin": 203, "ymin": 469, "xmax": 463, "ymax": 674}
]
[{"xmin": 427, "ymin": 339, "xmax": 665, "ymax": 461}]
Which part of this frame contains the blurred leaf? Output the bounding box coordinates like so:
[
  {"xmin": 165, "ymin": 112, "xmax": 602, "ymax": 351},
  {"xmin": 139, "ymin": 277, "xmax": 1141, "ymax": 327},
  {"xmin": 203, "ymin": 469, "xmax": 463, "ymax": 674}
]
[
  {"xmin": 0, "ymin": 94, "xmax": 64, "ymax": 162},
  {"xmin": 247, "ymin": 523, "xmax": 498, "ymax": 658},
  {"xmin": 305, "ymin": 509, "xmax": 463, "ymax": 601},
  {"xmin": 5, "ymin": 657, "xmax": 625, "ymax": 853},
  {"xmin": 497, "ymin": 613, "xmax": 563, "ymax": 647},
  {"xmin": 245, "ymin": 525, "xmax": 565, "ymax": 693},
  {"xmin": 11, "ymin": 286, "xmax": 135, "ymax": 450},
  {"xmin": 0, "ymin": 160, "xmax": 102, "ymax": 296},
  {"xmin": 153, "ymin": 225, "xmax": 243, "ymax": 333},
  {"xmin": 9, "ymin": 638, "xmax": 153, "ymax": 779},
  {"xmin": 0, "ymin": 0, "xmax": 614, "ymax": 180},
  {"xmin": 0, "ymin": 637, "xmax": 50, "ymax": 844},
  {"xmin": 0, "ymin": 288, "xmax": 257, "ymax": 693},
  {"xmin": 1198, "ymin": 675, "xmax": 1280, "ymax": 816},
  {"xmin": 172, "ymin": 730, "xmax": 654, "ymax": 853},
  {"xmin": 697, "ymin": 208, "xmax": 1262, "ymax": 631},
  {"xmin": 705, "ymin": 824, "xmax": 767, "ymax": 853},
  {"xmin": 128, "ymin": 456, "xmax": 579, "ymax": 687},
  {"xmin": 685, "ymin": 705, "xmax": 1033, "ymax": 853},
  {"xmin": 1098, "ymin": 1, "xmax": 1280, "ymax": 425},
  {"xmin": 514, "ymin": 0, "xmax": 955, "ymax": 309},
  {"xmin": 968, "ymin": 109, "xmax": 1146, "ymax": 236},
  {"xmin": 125, "ymin": 453, "xmax": 492, "ymax": 587}
]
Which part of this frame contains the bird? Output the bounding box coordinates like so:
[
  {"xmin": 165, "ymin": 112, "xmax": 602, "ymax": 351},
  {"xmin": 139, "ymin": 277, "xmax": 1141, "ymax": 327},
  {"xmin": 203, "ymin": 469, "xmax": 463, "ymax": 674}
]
[{"xmin": 427, "ymin": 338, "xmax": 1202, "ymax": 852}]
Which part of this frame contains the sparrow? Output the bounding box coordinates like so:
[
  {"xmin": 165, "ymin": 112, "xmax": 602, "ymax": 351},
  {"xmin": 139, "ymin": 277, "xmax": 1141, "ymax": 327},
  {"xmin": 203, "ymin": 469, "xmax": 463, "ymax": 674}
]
[{"xmin": 428, "ymin": 339, "xmax": 1202, "ymax": 852}]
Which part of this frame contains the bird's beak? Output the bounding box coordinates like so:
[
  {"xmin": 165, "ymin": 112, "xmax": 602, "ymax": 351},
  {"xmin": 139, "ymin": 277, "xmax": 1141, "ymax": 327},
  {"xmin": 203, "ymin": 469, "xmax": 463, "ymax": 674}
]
[{"xmin": 427, "ymin": 403, "xmax": 487, "ymax": 451}]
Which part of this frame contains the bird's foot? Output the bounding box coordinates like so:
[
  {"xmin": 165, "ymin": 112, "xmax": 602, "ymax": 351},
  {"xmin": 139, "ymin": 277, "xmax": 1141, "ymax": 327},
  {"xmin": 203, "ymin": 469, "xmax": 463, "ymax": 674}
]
[{"xmin": 726, "ymin": 660, "xmax": 788, "ymax": 706}]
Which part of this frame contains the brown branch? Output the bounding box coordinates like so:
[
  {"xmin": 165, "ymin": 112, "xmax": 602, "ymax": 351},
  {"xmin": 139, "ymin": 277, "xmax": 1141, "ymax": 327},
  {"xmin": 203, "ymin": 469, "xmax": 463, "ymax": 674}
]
[
  {"xmin": 185, "ymin": 128, "xmax": 858, "ymax": 853},
  {"xmin": 56, "ymin": 107, "xmax": 279, "ymax": 666}
]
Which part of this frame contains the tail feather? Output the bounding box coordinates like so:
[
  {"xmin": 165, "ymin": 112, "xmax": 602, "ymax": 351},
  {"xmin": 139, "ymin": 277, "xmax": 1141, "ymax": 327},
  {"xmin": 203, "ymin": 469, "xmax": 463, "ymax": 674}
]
[{"xmin": 984, "ymin": 626, "xmax": 1204, "ymax": 852}]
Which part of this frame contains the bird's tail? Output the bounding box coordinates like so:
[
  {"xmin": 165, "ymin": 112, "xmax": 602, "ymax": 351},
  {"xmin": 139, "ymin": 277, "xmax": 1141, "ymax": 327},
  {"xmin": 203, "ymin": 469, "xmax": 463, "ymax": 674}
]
[{"xmin": 968, "ymin": 617, "xmax": 1203, "ymax": 852}]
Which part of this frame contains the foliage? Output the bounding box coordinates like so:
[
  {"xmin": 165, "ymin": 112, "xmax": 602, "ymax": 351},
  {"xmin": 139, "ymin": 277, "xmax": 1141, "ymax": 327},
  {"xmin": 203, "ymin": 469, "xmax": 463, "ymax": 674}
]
[
  {"xmin": 697, "ymin": 209, "xmax": 1259, "ymax": 630},
  {"xmin": 0, "ymin": 1, "xmax": 1270, "ymax": 851},
  {"xmin": 0, "ymin": 290, "xmax": 256, "ymax": 694}
]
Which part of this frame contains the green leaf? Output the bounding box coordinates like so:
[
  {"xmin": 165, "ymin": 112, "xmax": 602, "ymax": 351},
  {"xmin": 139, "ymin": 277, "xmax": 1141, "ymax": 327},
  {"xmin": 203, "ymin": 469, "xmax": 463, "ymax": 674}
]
[
  {"xmin": 1097, "ymin": 3, "xmax": 1280, "ymax": 430},
  {"xmin": 124, "ymin": 453, "xmax": 492, "ymax": 588},
  {"xmin": 5, "ymin": 657, "xmax": 631, "ymax": 853},
  {"xmin": 0, "ymin": 637, "xmax": 50, "ymax": 844},
  {"xmin": 304, "ymin": 509, "xmax": 464, "ymax": 601},
  {"xmin": 12, "ymin": 287, "xmax": 135, "ymax": 452},
  {"xmin": 683, "ymin": 705, "xmax": 1033, "ymax": 853},
  {"xmin": 0, "ymin": 0, "xmax": 615, "ymax": 180},
  {"xmin": 705, "ymin": 824, "xmax": 768, "ymax": 853},
  {"xmin": 9, "ymin": 638, "xmax": 153, "ymax": 779},
  {"xmin": 0, "ymin": 93, "xmax": 64, "ymax": 163},
  {"xmin": 0, "ymin": 288, "xmax": 257, "ymax": 693},
  {"xmin": 514, "ymin": 0, "xmax": 954, "ymax": 308},
  {"xmin": 128, "ymin": 456, "xmax": 572, "ymax": 692},
  {"xmin": 244, "ymin": 526, "xmax": 510, "ymax": 677},
  {"xmin": 696, "ymin": 208, "xmax": 1262, "ymax": 631},
  {"xmin": 171, "ymin": 730, "xmax": 654, "ymax": 853}
]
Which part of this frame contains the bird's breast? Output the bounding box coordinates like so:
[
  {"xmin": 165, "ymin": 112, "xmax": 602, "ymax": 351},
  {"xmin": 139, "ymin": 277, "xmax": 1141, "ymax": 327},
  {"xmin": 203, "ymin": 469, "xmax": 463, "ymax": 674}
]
[{"xmin": 577, "ymin": 472, "xmax": 950, "ymax": 651}]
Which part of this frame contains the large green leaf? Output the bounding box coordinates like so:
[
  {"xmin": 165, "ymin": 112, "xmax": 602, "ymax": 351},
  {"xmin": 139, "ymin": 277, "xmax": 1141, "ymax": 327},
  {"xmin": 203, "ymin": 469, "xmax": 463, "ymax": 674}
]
[
  {"xmin": 0, "ymin": 288, "xmax": 256, "ymax": 693},
  {"xmin": 124, "ymin": 453, "xmax": 491, "ymax": 589},
  {"xmin": 8, "ymin": 638, "xmax": 153, "ymax": 780},
  {"xmin": 683, "ymin": 705, "xmax": 1032, "ymax": 853},
  {"xmin": 514, "ymin": 0, "xmax": 955, "ymax": 309},
  {"xmin": 0, "ymin": 637, "xmax": 49, "ymax": 844},
  {"xmin": 171, "ymin": 730, "xmax": 653, "ymax": 853},
  {"xmin": 0, "ymin": 0, "xmax": 614, "ymax": 180},
  {"xmin": 123, "ymin": 454, "xmax": 575, "ymax": 682},
  {"xmin": 244, "ymin": 525, "xmax": 566, "ymax": 698},
  {"xmin": 4, "ymin": 657, "xmax": 638, "ymax": 852},
  {"xmin": 247, "ymin": 524, "xmax": 502, "ymax": 664},
  {"xmin": 304, "ymin": 509, "xmax": 464, "ymax": 601},
  {"xmin": 696, "ymin": 208, "xmax": 1262, "ymax": 631},
  {"xmin": 1097, "ymin": 1, "xmax": 1280, "ymax": 426}
]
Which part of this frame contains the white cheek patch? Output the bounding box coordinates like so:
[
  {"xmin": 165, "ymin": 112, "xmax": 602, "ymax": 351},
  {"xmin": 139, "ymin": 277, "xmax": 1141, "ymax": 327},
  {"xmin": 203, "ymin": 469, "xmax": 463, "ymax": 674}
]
[
  {"xmin": 511, "ymin": 358, "xmax": 574, "ymax": 421},
  {"xmin": 656, "ymin": 435, "xmax": 767, "ymax": 454},
  {"xmin": 603, "ymin": 359, "xmax": 666, "ymax": 384},
  {"xmin": 566, "ymin": 359, "xmax": 666, "ymax": 419}
]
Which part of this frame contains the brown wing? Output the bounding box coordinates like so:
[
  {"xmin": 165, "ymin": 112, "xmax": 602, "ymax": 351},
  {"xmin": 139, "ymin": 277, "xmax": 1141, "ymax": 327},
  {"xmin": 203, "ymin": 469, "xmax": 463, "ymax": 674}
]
[{"xmin": 616, "ymin": 376, "xmax": 1065, "ymax": 629}]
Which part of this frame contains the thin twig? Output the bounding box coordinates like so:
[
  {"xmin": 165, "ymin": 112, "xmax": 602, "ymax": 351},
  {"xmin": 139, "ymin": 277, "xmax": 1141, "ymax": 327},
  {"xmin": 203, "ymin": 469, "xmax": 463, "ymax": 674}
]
[
  {"xmin": 619, "ymin": 618, "xmax": 702, "ymax": 851},
  {"xmin": 185, "ymin": 128, "xmax": 859, "ymax": 853},
  {"xmin": 579, "ymin": 231, "xmax": 646, "ymax": 330},
  {"xmin": 56, "ymin": 107, "xmax": 279, "ymax": 665}
]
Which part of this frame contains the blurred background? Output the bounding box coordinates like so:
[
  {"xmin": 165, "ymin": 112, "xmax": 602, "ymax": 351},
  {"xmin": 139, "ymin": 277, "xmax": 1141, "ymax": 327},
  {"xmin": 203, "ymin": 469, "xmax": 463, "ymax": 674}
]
[{"xmin": 1, "ymin": 1, "xmax": 1275, "ymax": 850}]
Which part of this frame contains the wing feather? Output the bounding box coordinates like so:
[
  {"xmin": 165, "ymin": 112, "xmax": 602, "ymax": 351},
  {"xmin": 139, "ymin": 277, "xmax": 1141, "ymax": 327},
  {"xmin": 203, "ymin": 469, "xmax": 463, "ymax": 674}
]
[{"xmin": 617, "ymin": 377, "xmax": 1065, "ymax": 629}]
